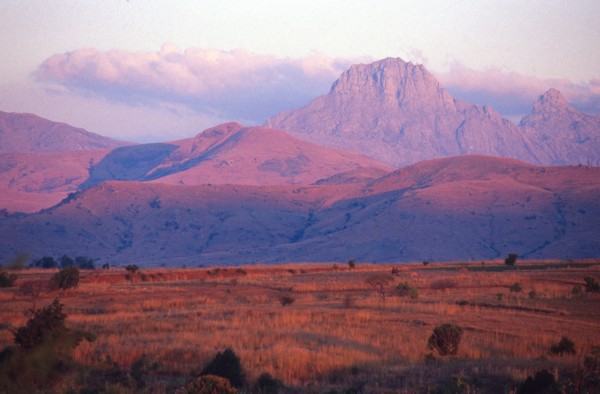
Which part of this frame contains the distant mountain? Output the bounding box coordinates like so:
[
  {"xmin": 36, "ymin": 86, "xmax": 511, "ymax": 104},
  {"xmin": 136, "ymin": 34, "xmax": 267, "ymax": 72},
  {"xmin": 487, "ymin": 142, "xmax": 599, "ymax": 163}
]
[
  {"xmin": 83, "ymin": 122, "xmax": 392, "ymax": 188},
  {"xmin": 1, "ymin": 155, "xmax": 597, "ymax": 265},
  {"xmin": 519, "ymin": 89, "xmax": 600, "ymax": 165},
  {"xmin": 0, "ymin": 111, "xmax": 130, "ymax": 153},
  {"xmin": 0, "ymin": 122, "xmax": 391, "ymax": 213},
  {"xmin": 267, "ymin": 58, "xmax": 598, "ymax": 167}
]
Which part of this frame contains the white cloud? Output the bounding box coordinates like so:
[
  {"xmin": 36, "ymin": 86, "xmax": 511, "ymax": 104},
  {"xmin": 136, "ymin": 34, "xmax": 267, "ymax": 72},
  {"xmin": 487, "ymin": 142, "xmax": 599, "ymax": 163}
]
[
  {"xmin": 435, "ymin": 62, "xmax": 600, "ymax": 120},
  {"xmin": 34, "ymin": 46, "xmax": 353, "ymax": 123}
]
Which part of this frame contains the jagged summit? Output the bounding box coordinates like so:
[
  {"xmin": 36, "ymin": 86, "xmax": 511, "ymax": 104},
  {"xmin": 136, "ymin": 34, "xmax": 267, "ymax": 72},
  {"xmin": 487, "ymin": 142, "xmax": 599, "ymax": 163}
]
[
  {"xmin": 267, "ymin": 58, "xmax": 536, "ymax": 167},
  {"xmin": 529, "ymin": 88, "xmax": 573, "ymax": 115}
]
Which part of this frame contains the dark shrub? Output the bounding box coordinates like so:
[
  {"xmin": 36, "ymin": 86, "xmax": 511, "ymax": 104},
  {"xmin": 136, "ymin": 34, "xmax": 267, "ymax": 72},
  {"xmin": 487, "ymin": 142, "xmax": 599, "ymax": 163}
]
[
  {"xmin": 584, "ymin": 276, "xmax": 599, "ymax": 293},
  {"xmin": 550, "ymin": 336, "xmax": 576, "ymax": 355},
  {"xmin": 0, "ymin": 271, "xmax": 17, "ymax": 288},
  {"xmin": 347, "ymin": 259, "xmax": 356, "ymax": 269},
  {"xmin": 396, "ymin": 282, "xmax": 418, "ymax": 299},
  {"xmin": 427, "ymin": 323, "xmax": 463, "ymax": 356},
  {"xmin": 253, "ymin": 372, "xmax": 283, "ymax": 394},
  {"xmin": 572, "ymin": 284, "xmax": 582, "ymax": 295},
  {"xmin": 131, "ymin": 354, "xmax": 159, "ymax": 388},
  {"xmin": 518, "ymin": 369, "xmax": 555, "ymax": 394},
  {"xmin": 504, "ymin": 253, "xmax": 518, "ymax": 266},
  {"xmin": 176, "ymin": 374, "xmax": 236, "ymax": 394},
  {"xmin": 52, "ymin": 266, "xmax": 80, "ymax": 290},
  {"xmin": 14, "ymin": 299, "xmax": 69, "ymax": 350},
  {"xmin": 75, "ymin": 256, "xmax": 96, "ymax": 269},
  {"xmin": 125, "ymin": 264, "xmax": 139, "ymax": 274},
  {"xmin": 60, "ymin": 255, "xmax": 74, "ymax": 268},
  {"xmin": 32, "ymin": 256, "xmax": 57, "ymax": 269},
  {"xmin": 200, "ymin": 348, "xmax": 246, "ymax": 388},
  {"xmin": 509, "ymin": 282, "xmax": 522, "ymax": 293},
  {"xmin": 279, "ymin": 295, "xmax": 295, "ymax": 306}
]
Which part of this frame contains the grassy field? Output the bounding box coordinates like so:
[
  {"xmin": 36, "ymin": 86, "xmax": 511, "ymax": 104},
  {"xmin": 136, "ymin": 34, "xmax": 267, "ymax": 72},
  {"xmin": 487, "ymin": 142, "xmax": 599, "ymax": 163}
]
[{"xmin": 1, "ymin": 259, "xmax": 599, "ymax": 393}]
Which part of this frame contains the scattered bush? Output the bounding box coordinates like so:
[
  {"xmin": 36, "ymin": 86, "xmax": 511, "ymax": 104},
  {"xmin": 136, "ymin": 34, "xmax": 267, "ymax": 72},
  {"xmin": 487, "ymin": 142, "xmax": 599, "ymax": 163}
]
[
  {"xmin": 584, "ymin": 346, "xmax": 600, "ymax": 375},
  {"xmin": 508, "ymin": 282, "xmax": 522, "ymax": 293},
  {"xmin": 396, "ymin": 282, "xmax": 418, "ymax": 299},
  {"xmin": 279, "ymin": 295, "xmax": 295, "ymax": 306},
  {"xmin": 52, "ymin": 265, "xmax": 80, "ymax": 290},
  {"xmin": 427, "ymin": 323, "xmax": 463, "ymax": 356},
  {"xmin": 18, "ymin": 279, "xmax": 59, "ymax": 310},
  {"xmin": 550, "ymin": 336, "xmax": 576, "ymax": 355},
  {"xmin": 584, "ymin": 276, "xmax": 599, "ymax": 293},
  {"xmin": 200, "ymin": 348, "xmax": 246, "ymax": 388},
  {"xmin": 422, "ymin": 261, "xmax": 430, "ymax": 266},
  {"xmin": 176, "ymin": 374, "xmax": 236, "ymax": 394},
  {"xmin": 0, "ymin": 271, "xmax": 17, "ymax": 287},
  {"xmin": 391, "ymin": 267, "xmax": 400, "ymax": 275},
  {"xmin": 125, "ymin": 264, "xmax": 140, "ymax": 274},
  {"xmin": 528, "ymin": 290, "xmax": 537, "ymax": 299},
  {"xmin": 504, "ymin": 253, "xmax": 518, "ymax": 266},
  {"xmin": 365, "ymin": 274, "xmax": 394, "ymax": 300},
  {"xmin": 517, "ymin": 369, "xmax": 555, "ymax": 394},
  {"xmin": 347, "ymin": 259, "xmax": 356, "ymax": 270},
  {"xmin": 253, "ymin": 372, "xmax": 283, "ymax": 394}
]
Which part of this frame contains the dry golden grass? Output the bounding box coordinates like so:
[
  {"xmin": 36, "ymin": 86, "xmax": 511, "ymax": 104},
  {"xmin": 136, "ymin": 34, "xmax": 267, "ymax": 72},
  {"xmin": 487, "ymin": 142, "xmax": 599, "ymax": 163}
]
[{"xmin": 1, "ymin": 259, "xmax": 599, "ymax": 392}]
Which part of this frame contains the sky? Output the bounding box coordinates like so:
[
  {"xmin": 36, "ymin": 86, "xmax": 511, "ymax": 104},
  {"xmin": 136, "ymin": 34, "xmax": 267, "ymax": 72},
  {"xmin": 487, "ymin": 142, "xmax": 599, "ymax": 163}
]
[{"xmin": 0, "ymin": 0, "xmax": 599, "ymax": 142}]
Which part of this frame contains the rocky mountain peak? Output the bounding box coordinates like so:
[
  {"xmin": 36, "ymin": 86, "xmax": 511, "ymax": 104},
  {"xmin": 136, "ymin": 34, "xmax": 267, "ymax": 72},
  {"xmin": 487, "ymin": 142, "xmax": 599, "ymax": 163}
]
[{"xmin": 531, "ymin": 89, "xmax": 572, "ymax": 114}]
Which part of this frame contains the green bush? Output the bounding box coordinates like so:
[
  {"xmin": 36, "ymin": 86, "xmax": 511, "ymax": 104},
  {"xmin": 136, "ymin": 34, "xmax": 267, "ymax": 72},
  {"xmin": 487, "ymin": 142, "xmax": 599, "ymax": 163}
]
[
  {"xmin": 396, "ymin": 282, "xmax": 418, "ymax": 299},
  {"xmin": 508, "ymin": 282, "xmax": 522, "ymax": 292},
  {"xmin": 504, "ymin": 253, "xmax": 518, "ymax": 266},
  {"xmin": 200, "ymin": 348, "xmax": 246, "ymax": 388},
  {"xmin": 584, "ymin": 276, "xmax": 599, "ymax": 293},
  {"xmin": 176, "ymin": 375, "xmax": 236, "ymax": 394},
  {"xmin": 52, "ymin": 265, "xmax": 80, "ymax": 290},
  {"xmin": 253, "ymin": 372, "xmax": 284, "ymax": 394},
  {"xmin": 427, "ymin": 323, "xmax": 463, "ymax": 356},
  {"xmin": 0, "ymin": 271, "xmax": 17, "ymax": 288},
  {"xmin": 550, "ymin": 336, "xmax": 576, "ymax": 355}
]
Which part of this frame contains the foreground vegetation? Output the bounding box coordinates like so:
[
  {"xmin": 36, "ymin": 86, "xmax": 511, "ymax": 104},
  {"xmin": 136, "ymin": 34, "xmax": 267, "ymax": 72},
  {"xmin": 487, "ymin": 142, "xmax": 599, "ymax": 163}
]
[{"xmin": 1, "ymin": 259, "xmax": 599, "ymax": 393}]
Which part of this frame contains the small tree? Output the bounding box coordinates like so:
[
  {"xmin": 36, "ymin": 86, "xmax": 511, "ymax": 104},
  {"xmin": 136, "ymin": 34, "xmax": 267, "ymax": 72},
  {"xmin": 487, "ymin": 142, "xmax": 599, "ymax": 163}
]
[
  {"xmin": 584, "ymin": 276, "xmax": 599, "ymax": 293},
  {"xmin": 52, "ymin": 266, "xmax": 80, "ymax": 290},
  {"xmin": 504, "ymin": 253, "xmax": 518, "ymax": 266},
  {"xmin": 347, "ymin": 259, "xmax": 356, "ymax": 270},
  {"xmin": 125, "ymin": 264, "xmax": 140, "ymax": 274},
  {"xmin": 18, "ymin": 279, "xmax": 58, "ymax": 310},
  {"xmin": 176, "ymin": 375, "xmax": 236, "ymax": 394},
  {"xmin": 396, "ymin": 282, "xmax": 418, "ymax": 299},
  {"xmin": 550, "ymin": 336, "xmax": 576, "ymax": 355},
  {"xmin": 200, "ymin": 348, "xmax": 246, "ymax": 389},
  {"xmin": 0, "ymin": 271, "xmax": 17, "ymax": 288},
  {"xmin": 427, "ymin": 323, "xmax": 463, "ymax": 356},
  {"xmin": 365, "ymin": 274, "xmax": 394, "ymax": 300}
]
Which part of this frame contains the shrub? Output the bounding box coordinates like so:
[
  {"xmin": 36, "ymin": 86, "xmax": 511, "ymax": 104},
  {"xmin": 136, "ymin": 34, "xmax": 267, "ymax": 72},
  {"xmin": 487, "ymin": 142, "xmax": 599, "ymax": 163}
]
[
  {"xmin": 528, "ymin": 290, "xmax": 537, "ymax": 299},
  {"xmin": 365, "ymin": 274, "xmax": 394, "ymax": 300},
  {"xmin": 52, "ymin": 266, "xmax": 80, "ymax": 290},
  {"xmin": 31, "ymin": 256, "xmax": 57, "ymax": 269},
  {"xmin": 550, "ymin": 336, "xmax": 576, "ymax": 355},
  {"xmin": 131, "ymin": 354, "xmax": 159, "ymax": 388},
  {"xmin": 279, "ymin": 295, "xmax": 295, "ymax": 306},
  {"xmin": 504, "ymin": 253, "xmax": 518, "ymax": 266},
  {"xmin": 396, "ymin": 282, "xmax": 418, "ymax": 299},
  {"xmin": 347, "ymin": 259, "xmax": 356, "ymax": 269},
  {"xmin": 422, "ymin": 261, "xmax": 430, "ymax": 266},
  {"xmin": 518, "ymin": 369, "xmax": 555, "ymax": 394},
  {"xmin": 176, "ymin": 375, "xmax": 236, "ymax": 394},
  {"xmin": 572, "ymin": 284, "xmax": 582, "ymax": 295},
  {"xmin": 125, "ymin": 264, "xmax": 139, "ymax": 274},
  {"xmin": 430, "ymin": 279, "xmax": 457, "ymax": 290},
  {"xmin": 584, "ymin": 276, "xmax": 599, "ymax": 293},
  {"xmin": 427, "ymin": 323, "xmax": 463, "ymax": 356},
  {"xmin": 200, "ymin": 348, "xmax": 246, "ymax": 388},
  {"xmin": 0, "ymin": 271, "xmax": 17, "ymax": 288},
  {"xmin": 508, "ymin": 282, "xmax": 522, "ymax": 293},
  {"xmin": 253, "ymin": 372, "xmax": 283, "ymax": 394}
]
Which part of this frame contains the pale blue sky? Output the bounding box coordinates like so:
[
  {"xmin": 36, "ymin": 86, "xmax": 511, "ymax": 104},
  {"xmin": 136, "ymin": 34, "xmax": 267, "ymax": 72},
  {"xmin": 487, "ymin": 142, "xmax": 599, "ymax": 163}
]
[{"xmin": 1, "ymin": 0, "xmax": 599, "ymax": 141}]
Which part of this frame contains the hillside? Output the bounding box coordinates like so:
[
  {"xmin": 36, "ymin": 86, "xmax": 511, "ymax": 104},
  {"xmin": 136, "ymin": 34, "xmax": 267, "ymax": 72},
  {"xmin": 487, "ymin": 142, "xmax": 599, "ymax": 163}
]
[
  {"xmin": 1, "ymin": 155, "xmax": 597, "ymax": 265},
  {"xmin": 0, "ymin": 111, "xmax": 130, "ymax": 153}
]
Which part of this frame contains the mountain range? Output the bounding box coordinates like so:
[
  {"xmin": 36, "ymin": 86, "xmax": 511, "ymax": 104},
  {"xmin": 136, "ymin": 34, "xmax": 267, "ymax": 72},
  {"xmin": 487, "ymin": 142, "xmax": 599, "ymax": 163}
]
[
  {"xmin": 267, "ymin": 58, "xmax": 600, "ymax": 167},
  {"xmin": 0, "ymin": 57, "xmax": 598, "ymax": 266}
]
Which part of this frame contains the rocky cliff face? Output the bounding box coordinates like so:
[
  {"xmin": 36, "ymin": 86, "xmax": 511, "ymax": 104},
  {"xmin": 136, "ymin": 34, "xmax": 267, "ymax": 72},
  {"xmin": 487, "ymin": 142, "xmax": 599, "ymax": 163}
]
[
  {"xmin": 519, "ymin": 89, "xmax": 600, "ymax": 165},
  {"xmin": 267, "ymin": 58, "xmax": 597, "ymax": 167},
  {"xmin": 0, "ymin": 111, "xmax": 130, "ymax": 153}
]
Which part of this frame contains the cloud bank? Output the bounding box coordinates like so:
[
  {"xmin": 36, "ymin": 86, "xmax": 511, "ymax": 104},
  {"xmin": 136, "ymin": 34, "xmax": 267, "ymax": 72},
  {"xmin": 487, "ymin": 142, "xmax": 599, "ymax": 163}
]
[
  {"xmin": 35, "ymin": 45, "xmax": 354, "ymax": 124},
  {"xmin": 35, "ymin": 46, "xmax": 600, "ymax": 135},
  {"xmin": 436, "ymin": 63, "xmax": 600, "ymax": 121}
]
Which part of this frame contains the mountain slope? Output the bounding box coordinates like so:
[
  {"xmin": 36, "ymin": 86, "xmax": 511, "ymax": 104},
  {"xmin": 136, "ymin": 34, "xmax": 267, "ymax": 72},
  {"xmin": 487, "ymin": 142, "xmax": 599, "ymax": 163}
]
[
  {"xmin": 0, "ymin": 111, "xmax": 130, "ymax": 153},
  {"xmin": 267, "ymin": 58, "xmax": 599, "ymax": 167},
  {"xmin": 519, "ymin": 89, "xmax": 600, "ymax": 165},
  {"xmin": 1, "ymin": 155, "xmax": 597, "ymax": 265},
  {"xmin": 84, "ymin": 122, "xmax": 393, "ymax": 187}
]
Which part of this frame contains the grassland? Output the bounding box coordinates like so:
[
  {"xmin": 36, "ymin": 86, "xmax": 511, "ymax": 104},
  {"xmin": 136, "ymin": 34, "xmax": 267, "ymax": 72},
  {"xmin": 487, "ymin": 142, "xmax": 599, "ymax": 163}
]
[{"xmin": 1, "ymin": 259, "xmax": 599, "ymax": 393}]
